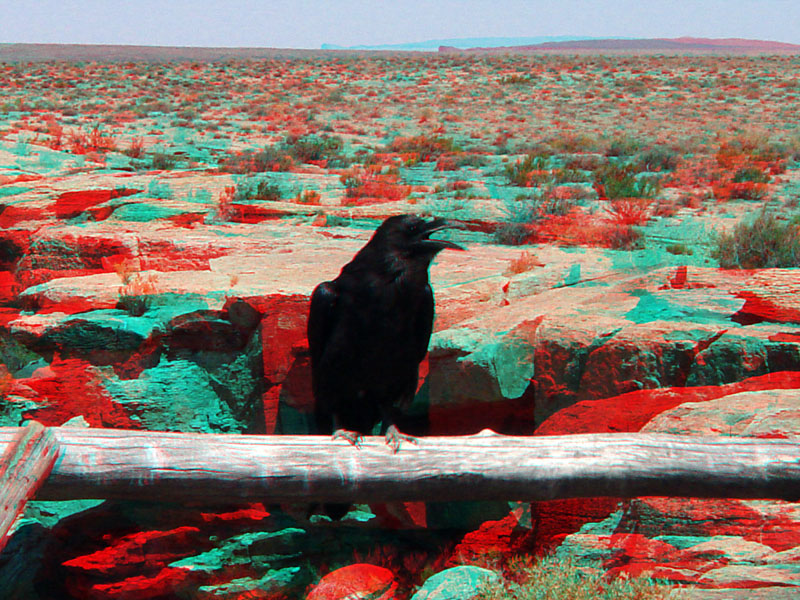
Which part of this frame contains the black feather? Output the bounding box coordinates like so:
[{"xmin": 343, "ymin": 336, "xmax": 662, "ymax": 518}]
[{"xmin": 307, "ymin": 214, "xmax": 463, "ymax": 519}]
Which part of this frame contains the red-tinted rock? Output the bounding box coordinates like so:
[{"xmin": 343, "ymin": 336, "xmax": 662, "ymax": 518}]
[
  {"xmin": 63, "ymin": 527, "xmax": 203, "ymax": 575},
  {"xmin": 51, "ymin": 189, "xmax": 140, "ymax": 220},
  {"xmin": 20, "ymin": 356, "xmax": 139, "ymax": 428},
  {"xmin": 536, "ymin": 371, "xmax": 800, "ymax": 435},
  {"xmin": 79, "ymin": 567, "xmax": 194, "ymax": 600},
  {"xmin": 307, "ymin": 564, "xmax": 397, "ymax": 600}
]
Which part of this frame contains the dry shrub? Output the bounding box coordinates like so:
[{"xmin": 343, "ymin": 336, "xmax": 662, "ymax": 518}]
[{"xmin": 504, "ymin": 251, "xmax": 544, "ymax": 276}]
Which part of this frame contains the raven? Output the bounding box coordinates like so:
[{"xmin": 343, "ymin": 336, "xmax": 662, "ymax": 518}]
[{"xmin": 308, "ymin": 214, "xmax": 464, "ymax": 457}]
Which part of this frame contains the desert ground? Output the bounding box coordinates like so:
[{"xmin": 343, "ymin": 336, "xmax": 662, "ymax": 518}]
[{"xmin": 1, "ymin": 51, "xmax": 800, "ymax": 598}]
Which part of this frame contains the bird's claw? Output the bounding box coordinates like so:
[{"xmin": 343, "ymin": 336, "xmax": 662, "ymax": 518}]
[
  {"xmin": 333, "ymin": 429, "xmax": 364, "ymax": 448},
  {"xmin": 385, "ymin": 425, "xmax": 417, "ymax": 454}
]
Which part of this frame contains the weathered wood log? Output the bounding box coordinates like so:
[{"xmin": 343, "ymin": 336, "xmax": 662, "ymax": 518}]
[
  {"xmin": 0, "ymin": 428, "xmax": 797, "ymax": 504},
  {"xmin": 0, "ymin": 428, "xmax": 800, "ymax": 502},
  {"xmin": 0, "ymin": 422, "xmax": 60, "ymax": 553}
]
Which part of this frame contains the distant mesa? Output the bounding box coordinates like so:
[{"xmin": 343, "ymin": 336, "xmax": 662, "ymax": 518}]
[
  {"xmin": 438, "ymin": 36, "xmax": 800, "ymax": 55},
  {"xmin": 321, "ymin": 36, "xmax": 600, "ymax": 51},
  {"xmin": 1, "ymin": 36, "xmax": 799, "ymax": 62}
]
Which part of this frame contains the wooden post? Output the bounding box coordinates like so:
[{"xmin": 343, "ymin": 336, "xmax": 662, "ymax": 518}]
[
  {"xmin": 0, "ymin": 428, "xmax": 797, "ymax": 504},
  {"xmin": 0, "ymin": 422, "xmax": 60, "ymax": 554}
]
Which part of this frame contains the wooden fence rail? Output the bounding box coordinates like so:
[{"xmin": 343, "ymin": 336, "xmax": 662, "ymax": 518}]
[
  {"xmin": 1, "ymin": 427, "xmax": 798, "ymax": 507},
  {"xmin": 0, "ymin": 423, "xmax": 60, "ymax": 553}
]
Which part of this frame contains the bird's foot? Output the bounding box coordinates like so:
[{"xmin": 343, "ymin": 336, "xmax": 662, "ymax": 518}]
[
  {"xmin": 333, "ymin": 429, "xmax": 364, "ymax": 448},
  {"xmin": 385, "ymin": 425, "xmax": 417, "ymax": 454}
]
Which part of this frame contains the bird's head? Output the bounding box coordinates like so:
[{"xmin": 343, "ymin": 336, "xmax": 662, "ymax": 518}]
[{"xmin": 373, "ymin": 214, "xmax": 465, "ymax": 259}]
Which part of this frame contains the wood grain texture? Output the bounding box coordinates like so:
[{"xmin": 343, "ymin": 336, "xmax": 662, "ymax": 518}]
[
  {"xmin": 0, "ymin": 428, "xmax": 797, "ymax": 504},
  {"xmin": 0, "ymin": 422, "xmax": 60, "ymax": 553}
]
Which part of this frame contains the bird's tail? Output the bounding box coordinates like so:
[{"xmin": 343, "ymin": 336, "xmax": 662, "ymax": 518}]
[{"xmin": 306, "ymin": 502, "xmax": 351, "ymax": 521}]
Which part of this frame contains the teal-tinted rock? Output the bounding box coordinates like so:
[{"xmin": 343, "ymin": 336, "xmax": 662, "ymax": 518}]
[
  {"xmin": 197, "ymin": 567, "xmax": 303, "ymax": 597},
  {"xmin": 102, "ymin": 358, "xmax": 242, "ymax": 432},
  {"xmin": 171, "ymin": 528, "xmax": 306, "ymax": 572},
  {"xmin": 16, "ymin": 499, "xmax": 106, "ymax": 531},
  {"xmin": 41, "ymin": 310, "xmax": 154, "ymax": 352},
  {"xmin": 411, "ymin": 566, "xmax": 500, "ymax": 600},
  {"xmin": 111, "ymin": 202, "xmax": 185, "ymax": 222},
  {"xmin": 0, "ymin": 185, "xmax": 30, "ymax": 198}
]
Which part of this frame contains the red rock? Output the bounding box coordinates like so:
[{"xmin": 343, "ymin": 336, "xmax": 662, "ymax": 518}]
[
  {"xmin": 307, "ymin": 564, "xmax": 397, "ymax": 600},
  {"xmin": 528, "ymin": 497, "xmax": 622, "ymax": 552},
  {"xmin": 0, "ymin": 205, "xmax": 48, "ymax": 228},
  {"xmin": 621, "ymin": 497, "xmax": 800, "ymax": 552},
  {"xmin": 642, "ymin": 388, "xmax": 800, "ymax": 437},
  {"xmin": 254, "ymin": 294, "xmax": 312, "ymax": 433},
  {"xmin": 449, "ymin": 512, "xmax": 523, "ymax": 564},
  {"xmin": 733, "ymin": 270, "xmax": 800, "ymax": 324},
  {"xmin": 698, "ymin": 564, "xmax": 800, "ymax": 588},
  {"xmin": 20, "ymin": 356, "xmax": 140, "ymax": 428},
  {"xmin": 84, "ymin": 567, "xmax": 193, "ymax": 599},
  {"xmin": 607, "ymin": 533, "xmax": 679, "ymax": 561},
  {"xmin": 63, "ymin": 527, "xmax": 203, "ymax": 574},
  {"xmin": 0, "ymin": 270, "xmax": 19, "ymax": 302},
  {"xmin": 51, "ymin": 188, "xmax": 140, "ymax": 220},
  {"xmin": 200, "ymin": 503, "xmax": 271, "ymax": 525},
  {"xmin": 536, "ymin": 371, "xmax": 800, "ymax": 435}
]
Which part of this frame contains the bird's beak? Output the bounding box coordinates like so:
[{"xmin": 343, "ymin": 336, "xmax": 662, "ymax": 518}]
[{"xmin": 416, "ymin": 218, "xmax": 466, "ymax": 252}]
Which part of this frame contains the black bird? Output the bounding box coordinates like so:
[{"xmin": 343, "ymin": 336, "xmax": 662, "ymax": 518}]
[{"xmin": 308, "ymin": 214, "xmax": 464, "ymax": 457}]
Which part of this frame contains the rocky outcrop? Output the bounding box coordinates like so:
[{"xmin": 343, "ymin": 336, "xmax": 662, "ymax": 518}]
[{"xmin": 3, "ymin": 190, "xmax": 800, "ymax": 597}]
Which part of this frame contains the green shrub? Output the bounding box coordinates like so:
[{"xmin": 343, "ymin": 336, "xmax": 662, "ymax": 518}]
[
  {"xmin": 150, "ymin": 152, "xmax": 177, "ymax": 170},
  {"xmin": 284, "ymin": 134, "xmax": 343, "ymax": 163},
  {"xmin": 604, "ymin": 135, "xmax": 642, "ymax": 158},
  {"xmin": 634, "ymin": 146, "xmax": 680, "ymax": 172},
  {"xmin": 666, "ymin": 243, "xmax": 693, "ymax": 255},
  {"xmin": 499, "ymin": 73, "xmax": 534, "ymax": 85},
  {"xmin": 594, "ymin": 162, "xmax": 661, "ymax": 199},
  {"xmin": 713, "ymin": 211, "xmax": 800, "ymax": 268},
  {"xmin": 504, "ymin": 154, "xmax": 548, "ymax": 186},
  {"xmin": 608, "ymin": 224, "xmax": 645, "ymax": 250},
  {"xmin": 493, "ymin": 193, "xmax": 576, "ymax": 245},
  {"xmin": 234, "ymin": 178, "xmax": 282, "ymax": 201},
  {"xmin": 389, "ymin": 134, "xmax": 461, "ymax": 161},
  {"xmin": 550, "ymin": 167, "xmax": 592, "ymax": 184},
  {"xmin": 732, "ymin": 166, "xmax": 770, "ymax": 184},
  {"xmin": 494, "ymin": 222, "xmax": 532, "ymax": 246},
  {"xmin": 220, "ymin": 146, "xmax": 293, "ymax": 173}
]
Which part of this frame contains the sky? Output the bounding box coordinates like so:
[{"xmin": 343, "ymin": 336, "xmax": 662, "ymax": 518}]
[{"xmin": 1, "ymin": 0, "xmax": 799, "ymax": 49}]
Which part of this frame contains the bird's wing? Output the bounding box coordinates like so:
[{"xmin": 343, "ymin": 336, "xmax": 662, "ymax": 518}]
[
  {"xmin": 307, "ymin": 281, "xmax": 338, "ymax": 364},
  {"xmin": 413, "ymin": 283, "xmax": 435, "ymax": 363}
]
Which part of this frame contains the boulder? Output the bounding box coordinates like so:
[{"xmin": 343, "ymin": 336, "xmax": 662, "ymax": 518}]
[
  {"xmin": 411, "ymin": 565, "xmax": 500, "ymax": 600},
  {"xmin": 307, "ymin": 564, "xmax": 397, "ymax": 600}
]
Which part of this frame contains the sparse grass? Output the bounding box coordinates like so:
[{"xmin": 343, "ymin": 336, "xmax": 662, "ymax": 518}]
[
  {"xmin": 713, "ymin": 210, "xmax": 800, "ymax": 268},
  {"xmin": 475, "ymin": 554, "xmax": 678, "ymax": 600},
  {"xmin": 114, "ymin": 260, "xmax": 159, "ymax": 316},
  {"xmin": 499, "ymin": 73, "xmax": 535, "ymax": 85},
  {"xmin": 666, "ymin": 243, "xmax": 693, "ymax": 256},
  {"xmin": 146, "ymin": 179, "xmax": 173, "ymax": 199},
  {"xmin": 389, "ymin": 134, "xmax": 461, "ymax": 162},
  {"xmin": 220, "ymin": 146, "xmax": 294, "ymax": 174},
  {"xmin": 123, "ymin": 137, "xmax": 145, "ymax": 158},
  {"xmin": 150, "ymin": 151, "xmax": 177, "ymax": 170}
]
